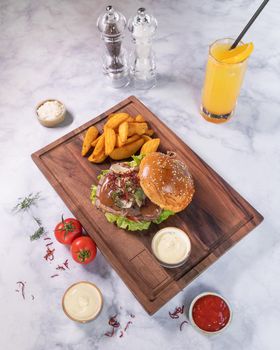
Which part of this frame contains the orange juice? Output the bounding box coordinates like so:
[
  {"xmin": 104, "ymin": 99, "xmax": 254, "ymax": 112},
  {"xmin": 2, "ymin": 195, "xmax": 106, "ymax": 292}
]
[{"xmin": 201, "ymin": 39, "xmax": 249, "ymax": 124}]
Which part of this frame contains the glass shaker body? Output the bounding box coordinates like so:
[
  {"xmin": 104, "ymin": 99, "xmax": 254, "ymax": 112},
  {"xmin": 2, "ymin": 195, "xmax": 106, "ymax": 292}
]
[
  {"xmin": 128, "ymin": 8, "xmax": 157, "ymax": 89},
  {"xmin": 97, "ymin": 6, "xmax": 129, "ymax": 88}
]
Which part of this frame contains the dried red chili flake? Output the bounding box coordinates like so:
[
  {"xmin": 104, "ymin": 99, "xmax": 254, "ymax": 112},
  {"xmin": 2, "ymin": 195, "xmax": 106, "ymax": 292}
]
[
  {"xmin": 179, "ymin": 320, "xmax": 189, "ymax": 331},
  {"xmin": 169, "ymin": 305, "xmax": 185, "ymax": 319},
  {"xmin": 16, "ymin": 281, "xmax": 26, "ymax": 300},
  {"xmin": 63, "ymin": 259, "xmax": 69, "ymax": 269},
  {"xmin": 124, "ymin": 321, "xmax": 132, "ymax": 331},
  {"xmin": 119, "ymin": 331, "xmax": 124, "ymax": 338},
  {"xmin": 44, "ymin": 237, "xmax": 51, "ymax": 241},
  {"xmin": 104, "ymin": 328, "xmax": 115, "ymax": 337},
  {"xmin": 44, "ymin": 247, "xmax": 55, "ymax": 261},
  {"xmin": 45, "ymin": 242, "xmax": 53, "ymax": 247},
  {"xmin": 108, "ymin": 315, "xmax": 120, "ymax": 328},
  {"xmin": 56, "ymin": 265, "xmax": 66, "ymax": 271},
  {"xmin": 50, "ymin": 274, "xmax": 59, "ymax": 278},
  {"xmin": 104, "ymin": 315, "xmax": 120, "ymax": 337}
]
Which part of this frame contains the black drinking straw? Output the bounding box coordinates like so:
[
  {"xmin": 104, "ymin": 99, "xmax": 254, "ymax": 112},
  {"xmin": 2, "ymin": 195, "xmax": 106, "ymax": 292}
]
[{"xmin": 230, "ymin": 0, "xmax": 270, "ymax": 49}]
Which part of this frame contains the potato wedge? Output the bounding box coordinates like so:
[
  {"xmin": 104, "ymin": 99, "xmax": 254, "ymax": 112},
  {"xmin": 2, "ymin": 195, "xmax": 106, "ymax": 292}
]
[
  {"xmin": 126, "ymin": 116, "xmax": 134, "ymax": 122},
  {"xmin": 145, "ymin": 129, "xmax": 154, "ymax": 136},
  {"xmin": 110, "ymin": 138, "xmax": 145, "ymax": 160},
  {"xmin": 91, "ymin": 134, "xmax": 102, "ymax": 147},
  {"xmin": 118, "ymin": 121, "xmax": 128, "ymax": 144},
  {"xmin": 125, "ymin": 134, "xmax": 141, "ymax": 145},
  {"xmin": 116, "ymin": 135, "xmax": 122, "ymax": 148},
  {"xmin": 142, "ymin": 135, "xmax": 152, "ymax": 143},
  {"xmin": 116, "ymin": 134, "xmax": 140, "ymax": 147},
  {"xmin": 127, "ymin": 122, "xmax": 148, "ymax": 137},
  {"xmin": 104, "ymin": 113, "xmax": 129, "ymax": 129},
  {"xmin": 88, "ymin": 151, "xmax": 107, "ymax": 163},
  {"xmin": 109, "ymin": 114, "xmax": 133, "ymax": 122},
  {"xmin": 104, "ymin": 127, "xmax": 116, "ymax": 155},
  {"xmin": 81, "ymin": 126, "xmax": 99, "ymax": 156},
  {"xmin": 92, "ymin": 134, "xmax": 105, "ymax": 157},
  {"xmin": 135, "ymin": 114, "xmax": 145, "ymax": 122},
  {"xmin": 140, "ymin": 138, "xmax": 160, "ymax": 155}
]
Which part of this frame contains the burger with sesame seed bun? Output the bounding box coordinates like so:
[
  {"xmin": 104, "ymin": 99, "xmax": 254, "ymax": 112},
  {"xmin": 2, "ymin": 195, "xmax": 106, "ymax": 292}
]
[{"xmin": 90, "ymin": 152, "xmax": 195, "ymax": 231}]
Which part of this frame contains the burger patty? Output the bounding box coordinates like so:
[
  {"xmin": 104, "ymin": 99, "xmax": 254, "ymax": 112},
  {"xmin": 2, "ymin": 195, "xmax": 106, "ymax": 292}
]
[{"xmin": 95, "ymin": 165, "xmax": 162, "ymax": 222}]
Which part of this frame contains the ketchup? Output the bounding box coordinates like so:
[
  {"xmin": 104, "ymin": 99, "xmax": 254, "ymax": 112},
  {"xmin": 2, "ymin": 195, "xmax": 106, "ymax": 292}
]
[{"xmin": 192, "ymin": 294, "xmax": 230, "ymax": 332}]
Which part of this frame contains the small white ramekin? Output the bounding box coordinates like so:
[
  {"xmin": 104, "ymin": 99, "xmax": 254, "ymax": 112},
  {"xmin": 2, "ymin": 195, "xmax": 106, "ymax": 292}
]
[
  {"xmin": 188, "ymin": 292, "xmax": 232, "ymax": 335},
  {"xmin": 62, "ymin": 281, "xmax": 103, "ymax": 323},
  {"xmin": 36, "ymin": 99, "xmax": 66, "ymax": 127},
  {"xmin": 151, "ymin": 227, "xmax": 191, "ymax": 268}
]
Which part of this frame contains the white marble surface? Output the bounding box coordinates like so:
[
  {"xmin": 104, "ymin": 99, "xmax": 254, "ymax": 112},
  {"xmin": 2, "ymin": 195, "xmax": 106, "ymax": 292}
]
[{"xmin": 1, "ymin": 0, "xmax": 280, "ymax": 349}]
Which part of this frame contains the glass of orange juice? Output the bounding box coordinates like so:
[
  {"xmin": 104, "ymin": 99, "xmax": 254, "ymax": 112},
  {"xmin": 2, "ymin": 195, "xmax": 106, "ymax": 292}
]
[{"xmin": 200, "ymin": 38, "xmax": 252, "ymax": 124}]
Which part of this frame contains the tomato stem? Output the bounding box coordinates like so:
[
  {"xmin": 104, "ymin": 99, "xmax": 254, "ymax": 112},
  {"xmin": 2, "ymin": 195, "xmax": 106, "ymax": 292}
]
[
  {"xmin": 58, "ymin": 215, "xmax": 74, "ymax": 239},
  {"xmin": 77, "ymin": 249, "xmax": 91, "ymax": 263}
]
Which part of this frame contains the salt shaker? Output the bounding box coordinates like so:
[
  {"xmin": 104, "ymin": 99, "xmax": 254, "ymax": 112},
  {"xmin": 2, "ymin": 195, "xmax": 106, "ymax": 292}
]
[
  {"xmin": 128, "ymin": 8, "xmax": 158, "ymax": 89},
  {"xmin": 97, "ymin": 6, "xmax": 129, "ymax": 88}
]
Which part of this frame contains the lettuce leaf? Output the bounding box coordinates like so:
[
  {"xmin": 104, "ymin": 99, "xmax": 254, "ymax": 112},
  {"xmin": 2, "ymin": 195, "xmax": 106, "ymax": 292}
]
[
  {"xmin": 97, "ymin": 169, "xmax": 110, "ymax": 180},
  {"xmin": 127, "ymin": 154, "xmax": 145, "ymax": 167},
  {"xmin": 105, "ymin": 213, "xmax": 151, "ymax": 231},
  {"xmin": 90, "ymin": 185, "xmax": 97, "ymax": 204},
  {"xmin": 152, "ymin": 209, "xmax": 174, "ymax": 224},
  {"xmin": 104, "ymin": 209, "xmax": 174, "ymax": 231}
]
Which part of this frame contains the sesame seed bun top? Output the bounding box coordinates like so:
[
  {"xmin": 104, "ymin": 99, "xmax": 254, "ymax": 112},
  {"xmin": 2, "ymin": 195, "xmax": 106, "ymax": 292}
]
[{"xmin": 138, "ymin": 152, "xmax": 195, "ymax": 213}]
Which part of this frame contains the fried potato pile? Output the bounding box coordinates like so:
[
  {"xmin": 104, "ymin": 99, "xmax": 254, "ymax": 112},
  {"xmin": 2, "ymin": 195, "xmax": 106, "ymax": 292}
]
[{"xmin": 81, "ymin": 113, "xmax": 160, "ymax": 163}]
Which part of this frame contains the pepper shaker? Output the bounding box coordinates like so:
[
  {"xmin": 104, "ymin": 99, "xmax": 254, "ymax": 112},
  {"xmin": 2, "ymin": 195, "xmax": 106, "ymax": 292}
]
[
  {"xmin": 128, "ymin": 8, "xmax": 158, "ymax": 89},
  {"xmin": 97, "ymin": 6, "xmax": 129, "ymax": 88}
]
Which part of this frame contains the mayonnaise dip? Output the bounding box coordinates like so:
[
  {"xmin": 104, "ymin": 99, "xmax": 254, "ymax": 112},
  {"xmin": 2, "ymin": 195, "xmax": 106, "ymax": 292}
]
[
  {"xmin": 36, "ymin": 99, "xmax": 65, "ymax": 127},
  {"xmin": 62, "ymin": 282, "xmax": 103, "ymax": 323},
  {"xmin": 151, "ymin": 227, "xmax": 191, "ymax": 267}
]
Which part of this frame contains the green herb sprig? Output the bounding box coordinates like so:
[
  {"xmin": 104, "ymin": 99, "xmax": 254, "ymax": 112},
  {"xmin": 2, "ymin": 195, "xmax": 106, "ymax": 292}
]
[
  {"xmin": 33, "ymin": 217, "xmax": 42, "ymax": 226},
  {"xmin": 30, "ymin": 216, "xmax": 47, "ymax": 241},
  {"xmin": 13, "ymin": 192, "xmax": 41, "ymax": 213},
  {"xmin": 13, "ymin": 193, "xmax": 47, "ymax": 241},
  {"xmin": 30, "ymin": 226, "xmax": 46, "ymax": 241}
]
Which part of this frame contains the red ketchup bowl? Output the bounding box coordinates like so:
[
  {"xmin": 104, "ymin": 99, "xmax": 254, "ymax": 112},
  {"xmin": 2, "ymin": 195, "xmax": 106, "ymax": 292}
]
[{"xmin": 189, "ymin": 292, "xmax": 232, "ymax": 335}]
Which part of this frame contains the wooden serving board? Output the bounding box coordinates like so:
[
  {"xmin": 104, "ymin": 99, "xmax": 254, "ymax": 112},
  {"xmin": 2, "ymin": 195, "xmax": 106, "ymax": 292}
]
[{"xmin": 32, "ymin": 96, "xmax": 263, "ymax": 315}]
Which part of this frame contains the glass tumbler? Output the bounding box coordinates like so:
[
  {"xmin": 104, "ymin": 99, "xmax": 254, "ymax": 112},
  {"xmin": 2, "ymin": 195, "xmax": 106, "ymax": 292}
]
[{"xmin": 200, "ymin": 38, "xmax": 248, "ymax": 124}]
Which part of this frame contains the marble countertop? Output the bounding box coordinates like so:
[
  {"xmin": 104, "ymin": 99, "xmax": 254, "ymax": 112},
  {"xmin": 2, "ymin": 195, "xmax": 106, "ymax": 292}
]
[{"xmin": 1, "ymin": 0, "xmax": 280, "ymax": 349}]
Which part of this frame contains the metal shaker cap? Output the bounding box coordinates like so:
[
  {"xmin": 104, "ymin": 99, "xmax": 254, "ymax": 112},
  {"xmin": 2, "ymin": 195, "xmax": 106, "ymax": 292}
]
[
  {"xmin": 97, "ymin": 5, "xmax": 126, "ymax": 36},
  {"xmin": 128, "ymin": 8, "xmax": 157, "ymax": 37}
]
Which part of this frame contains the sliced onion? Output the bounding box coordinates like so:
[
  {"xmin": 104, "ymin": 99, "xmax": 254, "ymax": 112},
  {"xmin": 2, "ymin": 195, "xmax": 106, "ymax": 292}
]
[
  {"xmin": 118, "ymin": 199, "xmax": 133, "ymax": 209},
  {"xmin": 110, "ymin": 163, "xmax": 134, "ymax": 174}
]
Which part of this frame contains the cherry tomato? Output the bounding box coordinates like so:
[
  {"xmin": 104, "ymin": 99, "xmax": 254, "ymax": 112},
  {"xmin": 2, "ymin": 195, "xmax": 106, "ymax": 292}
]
[
  {"xmin": 54, "ymin": 216, "xmax": 82, "ymax": 245},
  {"xmin": 71, "ymin": 236, "xmax": 97, "ymax": 264}
]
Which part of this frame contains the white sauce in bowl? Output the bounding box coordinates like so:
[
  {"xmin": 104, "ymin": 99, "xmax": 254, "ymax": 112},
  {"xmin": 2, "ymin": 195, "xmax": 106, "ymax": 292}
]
[
  {"xmin": 36, "ymin": 99, "xmax": 65, "ymax": 127},
  {"xmin": 151, "ymin": 227, "xmax": 191, "ymax": 267},
  {"xmin": 62, "ymin": 282, "xmax": 103, "ymax": 322}
]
